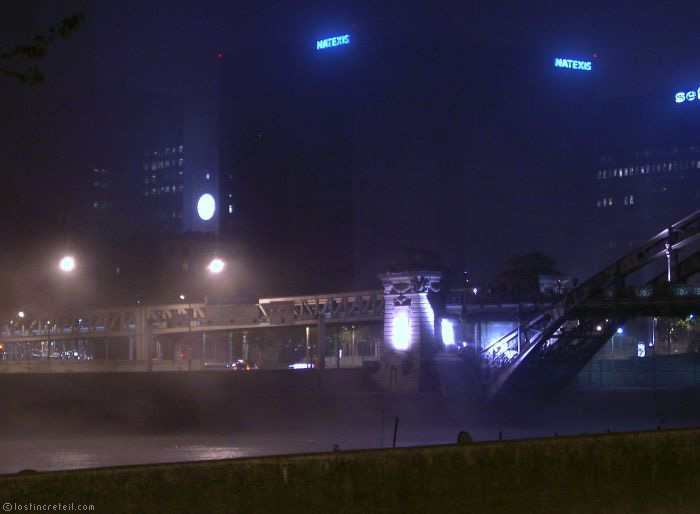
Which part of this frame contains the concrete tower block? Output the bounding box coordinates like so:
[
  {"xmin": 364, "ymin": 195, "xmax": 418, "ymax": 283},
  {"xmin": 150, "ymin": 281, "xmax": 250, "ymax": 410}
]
[{"xmin": 376, "ymin": 271, "xmax": 442, "ymax": 392}]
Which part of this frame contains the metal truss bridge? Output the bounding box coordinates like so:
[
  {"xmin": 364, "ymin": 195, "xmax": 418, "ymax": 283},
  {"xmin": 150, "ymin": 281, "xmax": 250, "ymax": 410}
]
[
  {"xmin": 0, "ymin": 291, "xmax": 385, "ymax": 344},
  {"xmin": 476, "ymin": 210, "xmax": 700, "ymax": 401}
]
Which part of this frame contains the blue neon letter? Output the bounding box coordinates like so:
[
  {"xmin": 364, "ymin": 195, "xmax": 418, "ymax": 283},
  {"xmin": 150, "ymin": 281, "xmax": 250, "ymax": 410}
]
[{"xmin": 316, "ymin": 34, "xmax": 351, "ymax": 51}]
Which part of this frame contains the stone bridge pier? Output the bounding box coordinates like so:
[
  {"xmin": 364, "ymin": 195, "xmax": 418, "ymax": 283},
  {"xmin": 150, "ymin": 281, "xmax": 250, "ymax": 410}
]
[{"xmin": 375, "ymin": 270, "xmax": 445, "ymax": 392}]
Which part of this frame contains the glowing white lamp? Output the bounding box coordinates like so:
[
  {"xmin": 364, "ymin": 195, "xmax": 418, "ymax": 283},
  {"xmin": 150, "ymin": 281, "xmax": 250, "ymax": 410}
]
[
  {"xmin": 197, "ymin": 193, "xmax": 216, "ymax": 221},
  {"xmin": 59, "ymin": 255, "xmax": 75, "ymax": 272},
  {"xmin": 392, "ymin": 307, "xmax": 410, "ymax": 351},
  {"xmin": 207, "ymin": 258, "xmax": 225, "ymax": 274}
]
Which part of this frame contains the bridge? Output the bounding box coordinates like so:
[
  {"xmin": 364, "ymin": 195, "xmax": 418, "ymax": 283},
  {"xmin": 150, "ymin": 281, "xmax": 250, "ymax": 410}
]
[
  {"xmin": 474, "ymin": 210, "xmax": 700, "ymax": 401},
  {"xmin": 0, "ymin": 290, "xmax": 384, "ymax": 343},
  {"xmin": 2, "ymin": 212, "xmax": 700, "ymax": 400}
]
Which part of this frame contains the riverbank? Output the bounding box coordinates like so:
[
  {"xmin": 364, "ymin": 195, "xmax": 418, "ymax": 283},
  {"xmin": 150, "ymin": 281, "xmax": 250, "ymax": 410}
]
[{"xmin": 1, "ymin": 427, "xmax": 699, "ymax": 513}]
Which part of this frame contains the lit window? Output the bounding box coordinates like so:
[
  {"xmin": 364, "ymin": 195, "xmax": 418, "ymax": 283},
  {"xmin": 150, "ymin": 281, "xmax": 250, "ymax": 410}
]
[
  {"xmin": 178, "ymin": 145, "xmax": 183, "ymax": 153},
  {"xmin": 609, "ymin": 197, "xmax": 613, "ymax": 206},
  {"xmin": 630, "ymin": 195, "xmax": 634, "ymax": 205},
  {"xmin": 597, "ymin": 200, "xmax": 602, "ymax": 208},
  {"xmin": 603, "ymin": 198, "xmax": 607, "ymax": 207},
  {"xmin": 178, "ymin": 158, "xmax": 183, "ymax": 166},
  {"xmin": 624, "ymin": 196, "xmax": 629, "ymax": 205},
  {"xmin": 228, "ymin": 204, "xmax": 233, "ymax": 214}
]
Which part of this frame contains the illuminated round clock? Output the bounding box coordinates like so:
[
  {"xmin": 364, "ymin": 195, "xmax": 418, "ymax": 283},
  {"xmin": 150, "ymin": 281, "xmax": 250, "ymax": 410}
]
[{"xmin": 197, "ymin": 193, "xmax": 216, "ymax": 221}]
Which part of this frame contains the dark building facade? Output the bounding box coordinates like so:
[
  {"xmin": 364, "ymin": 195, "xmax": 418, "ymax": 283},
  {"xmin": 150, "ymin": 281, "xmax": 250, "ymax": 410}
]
[
  {"xmin": 592, "ymin": 90, "xmax": 700, "ymax": 271},
  {"xmin": 142, "ymin": 144, "xmax": 185, "ymax": 233}
]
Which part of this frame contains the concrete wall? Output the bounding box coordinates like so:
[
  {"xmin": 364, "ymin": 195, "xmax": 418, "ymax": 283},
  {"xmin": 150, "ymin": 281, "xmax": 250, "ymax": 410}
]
[
  {"xmin": 576, "ymin": 354, "xmax": 700, "ymax": 390},
  {"xmin": 1, "ymin": 428, "xmax": 699, "ymax": 513},
  {"xmin": 0, "ymin": 359, "xmax": 204, "ymax": 373}
]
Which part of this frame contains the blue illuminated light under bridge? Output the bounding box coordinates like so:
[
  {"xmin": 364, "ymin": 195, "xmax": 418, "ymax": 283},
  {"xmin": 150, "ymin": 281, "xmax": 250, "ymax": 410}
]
[
  {"xmin": 441, "ymin": 318, "xmax": 455, "ymax": 346},
  {"xmin": 553, "ymin": 57, "xmax": 592, "ymax": 71},
  {"xmin": 316, "ymin": 34, "xmax": 350, "ymax": 50}
]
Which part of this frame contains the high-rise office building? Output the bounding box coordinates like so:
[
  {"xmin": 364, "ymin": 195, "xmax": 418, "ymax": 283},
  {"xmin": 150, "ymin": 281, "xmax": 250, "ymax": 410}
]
[
  {"xmin": 592, "ymin": 89, "xmax": 700, "ymax": 268},
  {"xmin": 141, "ymin": 145, "xmax": 185, "ymax": 233}
]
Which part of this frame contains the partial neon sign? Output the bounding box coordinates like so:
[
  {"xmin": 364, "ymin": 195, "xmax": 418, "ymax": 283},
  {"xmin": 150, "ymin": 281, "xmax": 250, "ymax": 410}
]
[
  {"xmin": 316, "ymin": 34, "xmax": 350, "ymax": 50},
  {"xmin": 675, "ymin": 87, "xmax": 700, "ymax": 103},
  {"xmin": 554, "ymin": 57, "xmax": 592, "ymax": 71}
]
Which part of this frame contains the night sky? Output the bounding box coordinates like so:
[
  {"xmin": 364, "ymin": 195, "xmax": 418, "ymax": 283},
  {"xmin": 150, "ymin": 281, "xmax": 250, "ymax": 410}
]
[{"xmin": 3, "ymin": 0, "xmax": 700, "ymax": 292}]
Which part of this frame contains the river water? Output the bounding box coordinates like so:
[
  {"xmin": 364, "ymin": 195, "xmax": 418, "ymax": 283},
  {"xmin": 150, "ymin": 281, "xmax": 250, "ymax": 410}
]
[{"xmin": 1, "ymin": 388, "xmax": 698, "ymax": 475}]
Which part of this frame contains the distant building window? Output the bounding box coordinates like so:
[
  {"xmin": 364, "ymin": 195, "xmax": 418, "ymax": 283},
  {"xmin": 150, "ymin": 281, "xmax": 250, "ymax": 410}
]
[
  {"xmin": 178, "ymin": 145, "xmax": 183, "ymax": 153},
  {"xmin": 608, "ymin": 197, "xmax": 613, "ymax": 206},
  {"xmin": 228, "ymin": 204, "xmax": 233, "ymax": 214},
  {"xmin": 629, "ymin": 195, "xmax": 634, "ymax": 205},
  {"xmin": 597, "ymin": 200, "xmax": 602, "ymax": 208}
]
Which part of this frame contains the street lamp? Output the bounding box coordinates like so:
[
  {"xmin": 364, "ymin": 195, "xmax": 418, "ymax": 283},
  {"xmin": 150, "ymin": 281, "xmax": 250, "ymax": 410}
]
[
  {"xmin": 612, "ymin": 327, "xmax": 624, "ymax": 356},
  {"xmin": 59, "ymin": 255, "xmax": 75, "ymax": 272},
  {"xmin": 18, "ymin": 311, "xmax": 25, "ymax": 319},
  {"xmin": 207, "ymin": 258, "xmax": 225, "ymax": 274}
]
